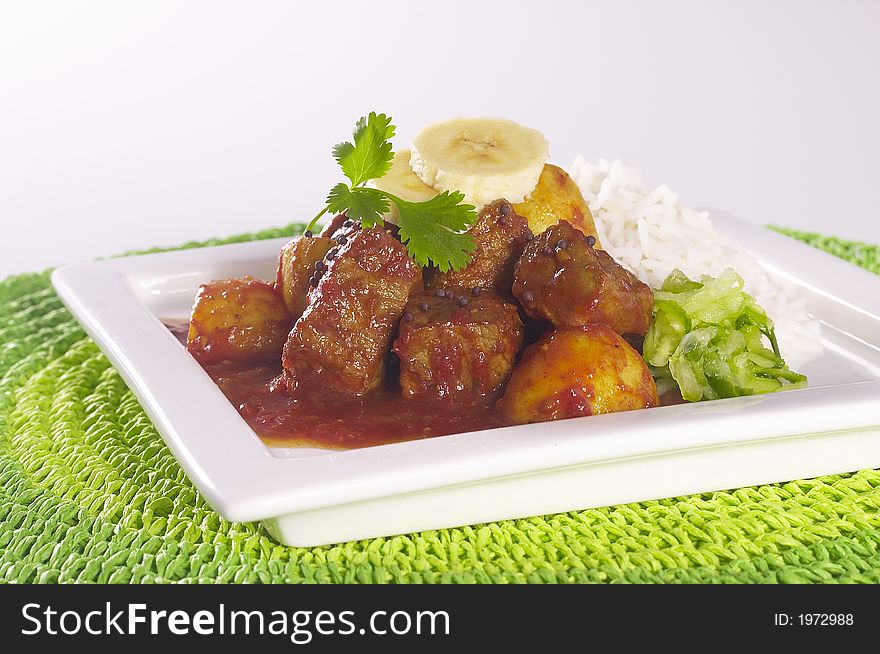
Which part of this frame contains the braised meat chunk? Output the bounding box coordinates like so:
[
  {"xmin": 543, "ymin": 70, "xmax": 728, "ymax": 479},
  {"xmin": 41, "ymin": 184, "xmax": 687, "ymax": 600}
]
[
  {"xmin": 428, "ymin": 200, "xmax": 532, "ymax": 295},
  {"xmin": 393, "ymin": 289, "xmax": 523, "ymax": 403},
  {"xmin": 512, "ymin": 220, "xmax": 653, "ymax": 336},
  {"xmin": 275, "ymin": 216, "xmax": 370, "ymax": 320},
  {"xmin": 319, "ymin": 213, "xmax": 348, "ymax": 238},
  {"xmin": 283, "ymin": 227, "xmax": 422, "ymax": 396},
  {"xmin": 499, "ymin": 325, "xmax": 658, "ymax": 424},
  {"xmin": 187, "ymin": 277, "xmax": 294, "ymax": 365},
  {"xmin": 275, "ymin": 235, "xmax": 333, "ymax": 319}
]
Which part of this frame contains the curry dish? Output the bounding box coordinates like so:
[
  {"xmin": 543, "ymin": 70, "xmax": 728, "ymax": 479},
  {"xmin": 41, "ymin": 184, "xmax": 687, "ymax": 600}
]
[
  {"xmin": 185, "ymin": 194, "xmax": 658, "ymax": 448},
  {"xmin": 181, "ymin": 115, "xmax": 804, "ymax": 449}
]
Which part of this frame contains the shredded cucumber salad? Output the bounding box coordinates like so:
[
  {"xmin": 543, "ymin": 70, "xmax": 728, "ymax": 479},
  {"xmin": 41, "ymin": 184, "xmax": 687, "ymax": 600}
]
[{"xmin": 643, "ymin": 268, "xmax": 807, "ymax": 402}]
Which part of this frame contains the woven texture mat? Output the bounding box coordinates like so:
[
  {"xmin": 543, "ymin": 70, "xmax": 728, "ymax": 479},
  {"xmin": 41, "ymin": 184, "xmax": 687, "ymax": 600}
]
[{"xmin": 1, "ymin": 226, "xmax": 879, "ymax": 584}]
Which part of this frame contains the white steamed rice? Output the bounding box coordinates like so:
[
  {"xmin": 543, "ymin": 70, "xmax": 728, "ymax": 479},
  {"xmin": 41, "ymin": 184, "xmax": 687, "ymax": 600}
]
[{"xmin": 568, "ymin": 156, "xmax": 823, "ymax": 369}]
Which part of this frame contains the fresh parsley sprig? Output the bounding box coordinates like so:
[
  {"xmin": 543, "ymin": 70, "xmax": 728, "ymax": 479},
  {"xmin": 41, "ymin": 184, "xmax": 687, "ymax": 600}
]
[{"xmin": 305, "ymin": 112, "xmax": 477, "ymax": 272}]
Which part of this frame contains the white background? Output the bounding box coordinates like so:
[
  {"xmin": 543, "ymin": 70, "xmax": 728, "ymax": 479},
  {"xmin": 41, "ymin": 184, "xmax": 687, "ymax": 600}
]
[{"xmin": 1, "ymin": 0, "xmax": 878, "ymax": 278}]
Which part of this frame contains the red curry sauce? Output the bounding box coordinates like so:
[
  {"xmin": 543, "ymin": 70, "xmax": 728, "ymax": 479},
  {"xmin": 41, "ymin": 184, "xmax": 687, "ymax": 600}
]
[
  {"xmin": 167, "ymin": 317, "xmax": 507, "ymax": 449},
  {"xmin": 204, "ymin": 361, "xmax": 509, "ymax": 449},
  {"xmin": 166, "ymin": 320, "xmax": 678, "ymax": 451}
]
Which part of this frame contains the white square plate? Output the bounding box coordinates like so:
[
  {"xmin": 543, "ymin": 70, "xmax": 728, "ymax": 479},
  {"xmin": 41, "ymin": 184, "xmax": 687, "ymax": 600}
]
[{"xmin": 51, "ymin": 214, "xmax": 880, "ymax": 546}]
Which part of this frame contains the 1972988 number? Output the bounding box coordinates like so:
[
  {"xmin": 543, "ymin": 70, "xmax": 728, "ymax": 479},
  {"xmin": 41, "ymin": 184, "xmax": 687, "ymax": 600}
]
[{"xmin": 798, "ymin": 614, "xmax": 854, "ymax": 626}]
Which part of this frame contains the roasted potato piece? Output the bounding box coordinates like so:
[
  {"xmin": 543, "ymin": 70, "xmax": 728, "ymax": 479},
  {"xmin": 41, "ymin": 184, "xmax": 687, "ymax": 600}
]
[
  {"xmin": 393, "ymin": 289, "xmax": 523, "ymax": 402},
  {"xmin": 187, "ymin": 277, "xmax": 294, "ymax": 365},
  {"xmin": 283, "ymin": 226, "xmax": 423, "ymax": 396},
  {"xmin": 428, "ymin": 199, "xmax": 532, "ymax": 295},
  {"xmin": 275, "ymin": 236, "xmax": 333, "ymax": 319},
  {"xmin": 499, "ymin": 325, "xmax": 658, "ymax": 424},
  {"xmin": 513, "ymin": 220, "xmax": 653, "ymax": 336},
  {"xmin": 513, "ymin": 164, "xmax": 600, "ymax": 244}
]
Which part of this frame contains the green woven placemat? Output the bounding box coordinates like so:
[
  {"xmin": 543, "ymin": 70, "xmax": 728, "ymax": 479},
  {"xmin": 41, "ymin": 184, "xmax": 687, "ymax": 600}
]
[{"xmin": 1, "ymin": 226, "xmax": 879, "ymax": 584}]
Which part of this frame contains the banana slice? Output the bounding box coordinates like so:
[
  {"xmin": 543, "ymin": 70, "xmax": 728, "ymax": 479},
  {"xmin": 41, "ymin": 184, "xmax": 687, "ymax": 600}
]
[
  {"xmin": 370, "ymin": 150, "xmax": 438, "ymax": 224},
  {"xmin": 410, "ymin": 117, "xmax": 549, "ymax": 210}
]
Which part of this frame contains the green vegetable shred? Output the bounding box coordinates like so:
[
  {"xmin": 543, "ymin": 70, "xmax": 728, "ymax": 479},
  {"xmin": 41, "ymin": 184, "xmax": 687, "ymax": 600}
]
[{"xmin": 643, "ymin": 268, "xmax": 807, "ymax": 402}]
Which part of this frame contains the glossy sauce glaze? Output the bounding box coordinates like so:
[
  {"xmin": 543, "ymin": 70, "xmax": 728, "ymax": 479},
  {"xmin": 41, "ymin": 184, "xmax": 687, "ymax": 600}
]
[
  {"xmin": 205, "ymin": 360, "xmax": 509, "ymax": 449},
  {"xmin": 166, "ymin": 320, "xmax": 678, "ymax": 450}
]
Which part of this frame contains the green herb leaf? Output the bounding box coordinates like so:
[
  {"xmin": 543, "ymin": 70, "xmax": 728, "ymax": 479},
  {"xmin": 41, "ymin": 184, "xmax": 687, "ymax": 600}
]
[
  {"xmin": 332, "ymin": 112, "xmax": 395, "ymax": 187},
  {"xmin": 394, "ymin": 191, "xmax": 477, "ymax": 272},
  {"xmin": 326, "ymin": 184, "xmax": 389, "ymax": 228},
  {"xmin": 309, "ymin": 112, "xmax": 478, "ymax": 271}
]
